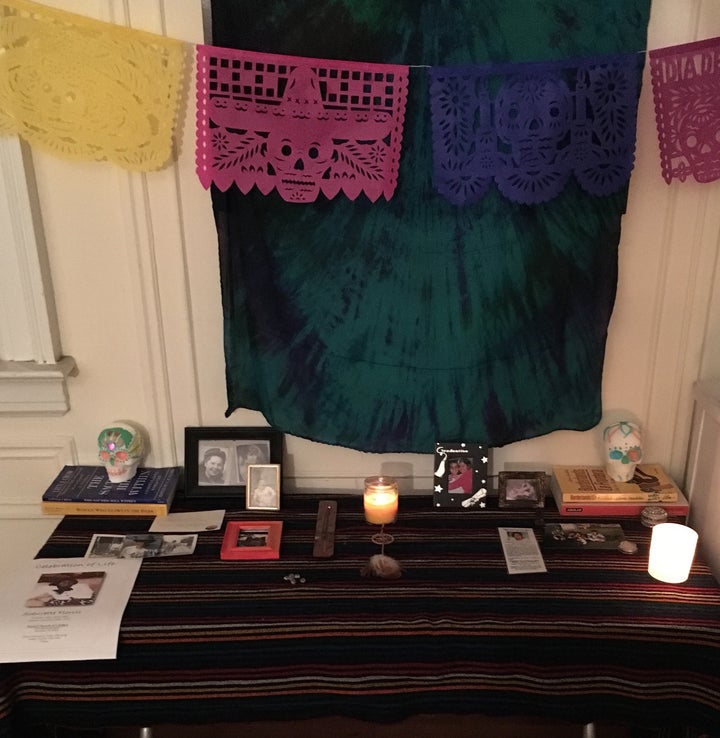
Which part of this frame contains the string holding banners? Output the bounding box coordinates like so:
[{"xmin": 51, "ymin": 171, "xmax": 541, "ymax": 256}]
[
  {"xmin": 195, "ymin": 45, "xmax": 409, "ymax": 203},
  {"xmin": 428, "ymin": 53, "xmax": 644, "ymax": 206}
]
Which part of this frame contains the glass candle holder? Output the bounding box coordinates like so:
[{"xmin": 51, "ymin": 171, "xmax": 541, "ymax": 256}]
[
  {"xmin": 363, "ymin": 476, "xmax": 399, "ymax": 526},
  {"xmin": 648, "ymin": 522, "xmax": 698, "ymax": 583},
  {"xmin": 362, "ymin": 477, "xmax": 401, "ymax": 578}
]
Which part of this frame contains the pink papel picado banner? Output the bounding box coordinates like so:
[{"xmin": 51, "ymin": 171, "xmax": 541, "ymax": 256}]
[{"xmin": 195, "ymin": 45, "xmax": 409, "ymax": 203}]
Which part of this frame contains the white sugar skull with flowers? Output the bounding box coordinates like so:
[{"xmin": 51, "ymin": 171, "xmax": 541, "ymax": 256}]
[
  {"xmin": 603, "ymin": 420, "xmax": 643, "ymax": 483},
  {"xmin": 97, "ymin": 421, "xmax": 146, "ymax": 483}
]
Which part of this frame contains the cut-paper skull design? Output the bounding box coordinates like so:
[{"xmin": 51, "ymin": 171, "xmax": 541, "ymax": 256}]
[
  {"xmin": 494, "ymin": 75, "xmax": 573, "ymax": 202},
  {"xmin": 196, "ymin": 47, "xmax": 409, "ymax": 203},
  {"xmin": 429, "ymin": 55, "xmax": 641, "ymax": 205},
  {"xmin": 650, "ymin": 38, "xmax": 720, "ymax": 184}
]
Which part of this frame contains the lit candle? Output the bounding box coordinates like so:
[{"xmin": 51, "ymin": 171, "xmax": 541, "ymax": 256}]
[
  {"xmin": 648, "ymin": 523, "xmax": 698, "ymax": 583},
  {"xmin": 363, "ymin": 476, "xmax": 399, "ymax": 525}
]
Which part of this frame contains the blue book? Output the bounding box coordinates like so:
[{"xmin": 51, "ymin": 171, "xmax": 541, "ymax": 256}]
[{"xmin": 41, "ymin": 466, "xmax": 181, "ymax": 516}]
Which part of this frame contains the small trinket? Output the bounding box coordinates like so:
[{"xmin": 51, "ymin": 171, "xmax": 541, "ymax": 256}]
[
  {"xmin": 618, "ymin": 540, "xmax": 638, "ymax": 555},
  {"xmin": 283, "ymin": 573, "xmax": 305, "ymax": 585},
  {"xmin": 360, "ymin": 554, "xmax": 403, "ymax": 579},
  {"xmin": 641, "ymin": 506, "xmax": 668, "ymax": 528}
]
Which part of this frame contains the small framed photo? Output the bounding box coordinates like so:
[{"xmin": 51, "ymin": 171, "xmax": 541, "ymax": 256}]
[
  {"xmin": 498, "ymin": 471, "xmax": 547, "ymax": 509},
  {"xmin": 246, "ymin": 464, "xmax": 281, "ymax": 511},
  {"xmin": 220, "ymin": 521, "xmax": 283, "ymax": 560},
  {"xmin": 433, "ymin": 441, "xmax": 491, "ymax": 509},
  {"xmin": 184, "ymin": 427, "xmax": 283, "ymax": 503}
]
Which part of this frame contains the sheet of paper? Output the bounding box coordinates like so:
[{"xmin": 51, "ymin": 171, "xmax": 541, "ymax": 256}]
[
  {"xmin": 149, "ymin": 509, "xmax": 225, "ymax": 532},
  {"xmin": 0, "ymin": 557, "xmax": 141, "ymax": 663},
  {"xmin": 498, "ymin": 527, "xmax": 548, "ymax": 575}
]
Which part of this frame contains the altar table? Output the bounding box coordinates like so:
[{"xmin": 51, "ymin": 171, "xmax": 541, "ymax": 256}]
[{"xmin": 1, "ymin": 495, "xmax": 719, "ymax": 737}]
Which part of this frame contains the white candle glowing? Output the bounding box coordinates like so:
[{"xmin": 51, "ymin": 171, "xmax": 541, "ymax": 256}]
[
  {"xmin": 364, "ymin": 477, "xmax": 399, "ymax": 525},
  {"xmin": 648, "ymin": 523, "xmax": 698, "ymax": 583}
]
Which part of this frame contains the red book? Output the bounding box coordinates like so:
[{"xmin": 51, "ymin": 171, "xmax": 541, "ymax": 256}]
[{"xmin": 550, "ymin": 479, "xmax": 689, "ymax": 518}]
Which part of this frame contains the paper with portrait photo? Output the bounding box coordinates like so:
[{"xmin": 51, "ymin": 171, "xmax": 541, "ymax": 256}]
[
  {"xmin": 498, "ymin": 527, "xmax": 547, "ymax": 575},
  {"xmin": 0, "ymin": 557, "xmax": 141, "ymax": 663}
]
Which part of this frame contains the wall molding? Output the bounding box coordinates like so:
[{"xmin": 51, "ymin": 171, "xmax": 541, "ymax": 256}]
[
  {"xmin": 0, "ymin": 357, "xmax": 78, "ymax": 416},
  {"xmin": 0, "ymin": 137, "xmax": 61, "ymax": 362},
  {"xmin": 0, "ymin": 436, "xmax": 76, "ymax": 518}
]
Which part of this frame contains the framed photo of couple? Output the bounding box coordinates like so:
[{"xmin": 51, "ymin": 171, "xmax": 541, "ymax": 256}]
[
  {"xmin": 433, "ymin": 441, "xmax": 491, "ymax": 510},
  {"xmin": 184, "ymin": 427, "xmax": 283, "ymax": 505}
]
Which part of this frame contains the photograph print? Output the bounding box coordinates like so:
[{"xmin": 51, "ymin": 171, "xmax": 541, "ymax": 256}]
[
  {"xmin": 25, "ymin": 571, "xmax": 106, "ymax": 608},
  {"xmin": 498, "ymin": 471, "xmax": 547, "ymax": 509},
  {"xmin": 246, "ymin": 464, "xmax": 281, "ymax": 511},
  {"xmin": 197, "ymin": 441, "xmax": 271, "ymax": 487},
  {"xmin": 220, "ymin": 520, "xmax": 283, "ymax": 560}
]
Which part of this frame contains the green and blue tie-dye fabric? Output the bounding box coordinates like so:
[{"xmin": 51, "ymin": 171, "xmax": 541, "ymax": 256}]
[{"xmin": 211, "ymin": 1, "xmax": 651, "ymax": 453}]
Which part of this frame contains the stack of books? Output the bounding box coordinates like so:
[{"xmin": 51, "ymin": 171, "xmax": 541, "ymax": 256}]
[
  {"xmin": 551, "ymin": 463, "xmax": 689, "ymax": 518},
  {"xmin": 41, "ymin": 466, "xmax": 182, "ymax": 517}
]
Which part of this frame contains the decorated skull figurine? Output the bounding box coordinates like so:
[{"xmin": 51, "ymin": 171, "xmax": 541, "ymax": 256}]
[
  {"xmin": 603, "ymin": 420, "xmax": 643, "ymax": 483},
  {"xmin": 97, "ymin": 421, "xmax": 146, "ymax": 483}
]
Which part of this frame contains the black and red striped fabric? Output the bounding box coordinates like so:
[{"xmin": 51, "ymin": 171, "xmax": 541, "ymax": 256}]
[{"xmin": 2, "ymin": 495, "xmax": 719, "ymax": 736}]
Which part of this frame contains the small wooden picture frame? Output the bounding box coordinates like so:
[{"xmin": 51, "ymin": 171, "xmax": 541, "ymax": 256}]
[
  {"xmin": 498, "ymin": 471, "xmax": 547, "ymax": 509},
  {"xmin": 220, "ymin": 521, "xmax": 283, "ymax": 560},
  {"xmin": 246, "ymin": 464, "xmax": 281, "ymax": 511}
]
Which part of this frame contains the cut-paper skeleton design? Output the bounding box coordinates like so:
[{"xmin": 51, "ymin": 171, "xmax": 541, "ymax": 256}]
[
  {"xmin": 196, "ymin": 47, "xmax": 409, "ymax": 203},
  {"xmin": 429, "ymin": 54, "xmax": 642, "ymax": 205}
]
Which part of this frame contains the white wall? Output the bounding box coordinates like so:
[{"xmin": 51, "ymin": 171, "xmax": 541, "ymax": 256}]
[{"xmin": 1, "ymin": 0, "xmax": 719, "ymax": 516}]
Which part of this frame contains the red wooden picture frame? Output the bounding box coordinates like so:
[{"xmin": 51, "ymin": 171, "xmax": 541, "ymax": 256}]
[{"xmin": 220, "ymin": 521, "xmax": 283, "ymax": 560}]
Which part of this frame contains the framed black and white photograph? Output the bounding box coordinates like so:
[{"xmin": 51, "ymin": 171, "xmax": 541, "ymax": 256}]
[
  {"xmin": 498, "ymin": 471, "xmax": 547, "ymax": 509},
  {"xmin": 184, "ymin": 427, "xmax": 283, "ymax": 502},
  {"xmin": 432, "ymin": 441, "xmax": 491, "ymax": 510},
  {"xmin": 246, "ymin": 464, "xmax": 281, "ymax": 511}
]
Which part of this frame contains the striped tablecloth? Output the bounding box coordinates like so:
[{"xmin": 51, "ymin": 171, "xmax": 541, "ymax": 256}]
[{"xmin": 2, "ymin": 494, "xmax": 720, "ymax": 736}]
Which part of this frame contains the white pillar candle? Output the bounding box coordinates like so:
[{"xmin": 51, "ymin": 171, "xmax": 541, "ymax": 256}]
[
  {"xmin": 648, "ymin": 523, "xmax": 698, "ymax": 583},
  {"xmin": 363, "ymin": 476, "xmax": 399, "ymax": 525}
]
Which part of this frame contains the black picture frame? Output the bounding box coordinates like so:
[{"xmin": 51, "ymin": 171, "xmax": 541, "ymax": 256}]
[
  {"xmin": 497, "ymin": 471, "xmax": 547, "ymax": 509},
  {"xmin": 432, "ymin": 441, "xmax": 491, "ymax": 510},
  {"xmin": 184, "ymin": 427, "xmax": 283, "ymax": 503}
]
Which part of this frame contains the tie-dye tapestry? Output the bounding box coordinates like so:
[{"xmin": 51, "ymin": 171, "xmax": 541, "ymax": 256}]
[{"xmin": 211, "ymin": 0, "xmax": 651, "ymax": 454}]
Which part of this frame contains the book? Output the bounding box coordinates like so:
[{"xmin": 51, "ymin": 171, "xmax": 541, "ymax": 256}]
[
  {"xmin": 552, "ymin": 463, "xmax": 680, "ymax": 502},
  {"xmin": 41, "ymin": 466, "xmax": 181, "ymax": 517},
  {"xmin": 550, "ymin": 478, "xmax": 689, "ymax": 518}
]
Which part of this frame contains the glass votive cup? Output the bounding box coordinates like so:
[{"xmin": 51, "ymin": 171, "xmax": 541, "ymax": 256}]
[
  {"xmin": 363, "ymin": 476, "xmax": 399, "ymax": 525},
  {"xmin": 648, "ymin": 522, "xmax": 698, "ymax": 583}
]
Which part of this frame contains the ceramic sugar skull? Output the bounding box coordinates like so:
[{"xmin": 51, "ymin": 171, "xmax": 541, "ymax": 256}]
[
  {"xmin": 97, "ymin": 421, "xmax": 146, "ymax": 483},
  {"xmin": 603, "ymin": 420, "xmax": 643, "ymax": 482}
]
